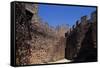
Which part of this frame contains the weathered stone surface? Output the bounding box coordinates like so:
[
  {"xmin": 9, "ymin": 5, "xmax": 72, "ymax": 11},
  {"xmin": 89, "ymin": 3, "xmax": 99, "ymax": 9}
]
[
  {"xmin": 15, "ymin": 3, "xmax": 32, "ymax": 65},
  {"xmin": 15, "ymin": 2, "xmax": 68, "ymax": 65},
  {"xmin": 65, "ymin": 11, "xmax": 97, "ymax": 62},
  {"xmin": 15, "ymin": 2, "xmax": 97, "ymax": 65}
]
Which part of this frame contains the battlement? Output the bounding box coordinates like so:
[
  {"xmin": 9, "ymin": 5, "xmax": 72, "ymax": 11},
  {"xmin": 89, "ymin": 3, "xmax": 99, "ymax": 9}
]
[
  {"xmin": 81, "ymin": 15, "xmax": 88, "ymax": 23},
  {"xmin": 76, "ymin": 20, "xmax": 79, "ymax": 26},
  {"xmin": 25, "ymin": 4, "xmax": 38, "ymax": 14},
  {"xmin": 65, "ymin": 11, "xmax": 97, "ymax": 60},
  {"xmin": 91, "ymin": 11, "xmax": 97, "ymax": 23},
  {"xmin": 72, "ymin": 25, "xmax": 75, "ymax": 29},
  {"xmin": 25, "ymin": 4, "xmax": 39, "ymax": 23}
]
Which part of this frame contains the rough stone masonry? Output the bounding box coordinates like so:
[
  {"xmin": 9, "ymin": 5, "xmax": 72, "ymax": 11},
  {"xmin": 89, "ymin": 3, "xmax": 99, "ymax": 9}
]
[
  {"xmin": 15, "ymin": 2, "xmax": 67, "ymax": 65},
  {"xmin": 15, "ymin": 2, "xmax": 97, "ymax": 65},
  {"xmin": 65, "ymin": 11, "xmax": 97, "ymax": 62}
]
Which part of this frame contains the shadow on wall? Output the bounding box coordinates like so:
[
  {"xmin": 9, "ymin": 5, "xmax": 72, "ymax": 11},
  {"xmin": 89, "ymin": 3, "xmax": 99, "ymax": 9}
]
[{"xmin": 65, "ymin": 11, "xmax": 97, "ymax": 62}]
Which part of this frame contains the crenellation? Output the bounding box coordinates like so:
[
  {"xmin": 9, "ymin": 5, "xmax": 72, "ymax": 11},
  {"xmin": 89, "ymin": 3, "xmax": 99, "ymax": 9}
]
[
  {"xmin": 91, "ymin": 11, "xmax": 97, "ymax": 23},
  {"xmin": 65, "ymin": 11, "xmax": 97, "ymax": 61},
  {"xmin": 81, "ymin": 15, "xmax": 88, "ymax": 24},
  {"xmin": 76, "ymin": 20, "xmax": 79, "ymax": 26},
  {"xmin": 72, "ymin": 25, "xmax": 75, "ymax": 29}
]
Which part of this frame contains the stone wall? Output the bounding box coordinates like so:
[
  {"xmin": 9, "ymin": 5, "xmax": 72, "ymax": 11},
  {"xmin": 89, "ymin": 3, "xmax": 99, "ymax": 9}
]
[
  {"xmin": 15, "ymin": 2, "xmax": 96, "ymax": 65},
  {"xmin": 15, "ymin": 2, "xmax": 32, "ymax": 65},
  {"xmin": 65, "ymin": 11, "xmax": 97, "ymax": 62},
  {"xmin": 15, "ymin": 2, "xmax": 67, "ymax": 65}
]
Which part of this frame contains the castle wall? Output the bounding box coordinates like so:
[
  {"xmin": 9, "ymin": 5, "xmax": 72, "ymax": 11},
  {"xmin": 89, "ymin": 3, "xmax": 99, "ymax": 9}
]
[
  {"xmin": 65, "ymin": 11, "xmax": 97, "ymax": 61},
  {"xmin": 15, "ymin": 3, "xmax": 66, "ymax": 65}
]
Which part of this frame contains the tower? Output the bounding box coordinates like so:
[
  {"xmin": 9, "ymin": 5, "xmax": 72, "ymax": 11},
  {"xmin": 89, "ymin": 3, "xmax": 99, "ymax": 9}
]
[
  {"xmin": 91, "ymin": 11, "xmax": 97, "ymax": 23},
  {"xmin": 81, "ymin": 15, "xmax": 88, "ymax": 24},
  {"xmin": 32, "ymin": 4, "xmax": 39, "ymax": 23},
  {"xmin": 25, "ymin": 3, "xmax": 39, "ymax": 23}
]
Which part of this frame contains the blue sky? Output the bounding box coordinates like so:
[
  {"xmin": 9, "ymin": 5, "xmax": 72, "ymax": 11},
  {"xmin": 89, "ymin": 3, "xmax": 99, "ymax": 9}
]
[{"xmin": 38, "ymin": 4, "xmax": 96, "ymax": 27}]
